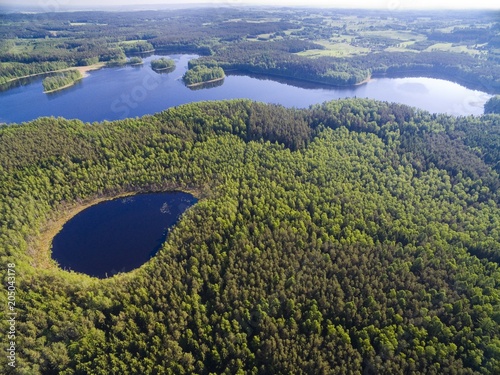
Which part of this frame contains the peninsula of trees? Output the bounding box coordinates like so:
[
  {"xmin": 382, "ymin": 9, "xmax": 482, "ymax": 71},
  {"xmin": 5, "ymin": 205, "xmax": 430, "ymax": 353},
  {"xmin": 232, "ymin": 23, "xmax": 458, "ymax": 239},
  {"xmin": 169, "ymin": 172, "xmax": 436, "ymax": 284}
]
[
  {"xmin": 183, "ymin": 64, "xmax": 225, "ymax": 87},
  {"xmin": 42, "ymin": 69, "xmax": 83, "ymax": 93},
  {"xmin": 1, "ymin": 99, "xmax": 500, "ymax": 374}
]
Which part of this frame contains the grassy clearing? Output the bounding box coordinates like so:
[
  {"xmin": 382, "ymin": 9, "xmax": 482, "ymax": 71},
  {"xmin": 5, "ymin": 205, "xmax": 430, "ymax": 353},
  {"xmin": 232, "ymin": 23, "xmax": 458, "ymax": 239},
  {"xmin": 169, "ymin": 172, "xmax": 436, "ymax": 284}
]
[
  {"xmin": 3, "ymin": 38, "xmax": 79, "ymax": 55},
  {"xmin": 298, "ymin": 40, "xmax": 370, "ymax": 58},
  {"xmin": 5, "ymin": 40, "xmax": 35, "ymax": 54},
  {"xmin": 70, "ymin": 22, "xmax": 107, "ymax": 26},
  {"xmin": 384, "ymin": 46, "xmax": 419, "ymax": 53},
  {"xmin": 246, "ymin": 18, "xmax": 281, "ymax": 23},
  {"xmin": 424, "ymin": 42, "xmax": 482, "ymax": 56},
  {"xmin": 384, "ymin": 40, "xmax": 420, "ymax": 53},
  {"xmin": 284, "ymin": 27, "xmax": 304, "ymax": 36},
  {"xmin": 359, "ymin": 30, "xmax": 426, "ymax": 42},
  {"xmin": 436, "ymin": 23, "xmax": 494, "ymax": 33},
  {"xmin": 255, "ymin": 33, "xmax": 273, "ymax": 40},
  {"xmin": 329, "ymin": 35, "xmax": 356, "ymax": 43},
  {"xmin": 119, "ymin": 39, "xmax": 146, "ymax": 45}
]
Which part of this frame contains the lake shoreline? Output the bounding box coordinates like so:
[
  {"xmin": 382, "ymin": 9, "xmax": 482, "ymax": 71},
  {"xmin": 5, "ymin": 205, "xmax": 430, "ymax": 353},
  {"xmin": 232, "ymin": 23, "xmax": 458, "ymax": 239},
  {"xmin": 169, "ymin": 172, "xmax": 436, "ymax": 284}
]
[
  {"xmin": 152, "ymin": 66, "xmax": 175, "ymax": 72},
  {"xmin": 33, "ymin": 187, "xmax": 202, "ymax": 271},
  {"xmin": 0, "ymin": 54, "xmax": 491, "ymax": 123},
  {"xmin": 49, "ymin": 190, "xmax": 198, "ymax": 278},
  {"xmin": 43, "ymin": 76, "xmax": 83, "ymax": 94},
  {"xmin": 226, "ymin": 66, "xmax": 495, "ymax": 94},
  {"xmin": 34, "ymin": 192, "xmax": 136, "ymax": 270},
  {"xmin": 6, "ymin": 62, "xmax": 105, "ymax": 86},
  {"xmin": 225, "ymin": 67, "xmax": 371, "ymax": 88},
  {"xmin": 370, "ymin": 69, "xmax": 492, "ymax": 94},
  {"xmin": 185, "ymin": 76, "xmax": 225, "ymax": 88}
]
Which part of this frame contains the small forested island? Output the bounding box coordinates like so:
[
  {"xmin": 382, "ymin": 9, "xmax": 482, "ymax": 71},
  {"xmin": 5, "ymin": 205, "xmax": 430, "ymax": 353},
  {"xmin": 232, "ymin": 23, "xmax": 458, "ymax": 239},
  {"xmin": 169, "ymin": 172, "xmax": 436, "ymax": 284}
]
[
  {"xmin": 150, "ymin": 57, "xmax": 176, "ymax": 71},
  {"xmin": 485, "ymin": 95, "xmax": 500, "ymax": 114},
  {"xmin": 128, "ymin": 56, "xmax": 143, "ymax": 65},
  {"xmin": 183, "ymin": 64, "xmax": 225, "ymax": 87},
  {"xmin": 42, "ymin": 69, "xmax": 83, "ymax": 93}
]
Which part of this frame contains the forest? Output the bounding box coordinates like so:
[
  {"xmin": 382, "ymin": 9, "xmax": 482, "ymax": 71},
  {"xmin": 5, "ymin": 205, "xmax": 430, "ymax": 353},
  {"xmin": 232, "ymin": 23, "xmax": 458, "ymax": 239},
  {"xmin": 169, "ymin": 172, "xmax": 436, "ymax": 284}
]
[
  {"xmin": 42, "ymin": 70, "xmax": 83, "ymax": 92},
  {"xmin": 1, "ymin": 98, "xmax": 500, "ymax": 374},
  {"xmin": 151, "ymin": 57, "xmax": 176, "ymax": 72},
  {"xmin": 183, "ymin": 65, "xmax": 225, "ymax": 86},
  {"xmin": 0, "ymin": 8, "xmax": 499, "ymax": 93}
]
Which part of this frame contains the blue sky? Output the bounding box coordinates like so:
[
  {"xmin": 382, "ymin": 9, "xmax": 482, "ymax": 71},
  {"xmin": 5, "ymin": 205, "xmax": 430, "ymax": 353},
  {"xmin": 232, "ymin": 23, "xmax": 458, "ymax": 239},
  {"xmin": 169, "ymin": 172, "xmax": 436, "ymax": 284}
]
[{"xmin": 2, "ymin": 0, "xmax": 499, "ymax": 10}]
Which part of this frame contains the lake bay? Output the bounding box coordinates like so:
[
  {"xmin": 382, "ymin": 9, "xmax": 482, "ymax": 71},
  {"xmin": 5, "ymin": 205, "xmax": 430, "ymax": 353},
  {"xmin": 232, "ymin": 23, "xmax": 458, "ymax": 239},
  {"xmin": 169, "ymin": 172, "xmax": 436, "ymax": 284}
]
[{"xmin": 51, "ymin": 192, "xmax": 197, "ymax": 278}]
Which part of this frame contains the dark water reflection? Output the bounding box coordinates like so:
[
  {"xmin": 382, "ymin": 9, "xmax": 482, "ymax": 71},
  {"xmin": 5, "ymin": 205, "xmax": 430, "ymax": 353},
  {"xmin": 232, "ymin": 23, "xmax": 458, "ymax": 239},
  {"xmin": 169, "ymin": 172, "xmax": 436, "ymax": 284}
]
[{"xmin": 51, "ymin": 192, "xmax": 197, "ymax": 278}]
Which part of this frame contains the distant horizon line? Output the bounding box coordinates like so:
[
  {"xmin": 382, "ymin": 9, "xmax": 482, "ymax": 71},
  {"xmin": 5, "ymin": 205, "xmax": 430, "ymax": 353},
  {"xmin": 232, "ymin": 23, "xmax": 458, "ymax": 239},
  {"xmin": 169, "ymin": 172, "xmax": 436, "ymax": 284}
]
[
  {"xmin": 0, "ymin": 3, "xmax": 500, "ymax": 14},
  {"xmin": 1, "ymin": 3, "xmax": 498, "ymax": 13}
]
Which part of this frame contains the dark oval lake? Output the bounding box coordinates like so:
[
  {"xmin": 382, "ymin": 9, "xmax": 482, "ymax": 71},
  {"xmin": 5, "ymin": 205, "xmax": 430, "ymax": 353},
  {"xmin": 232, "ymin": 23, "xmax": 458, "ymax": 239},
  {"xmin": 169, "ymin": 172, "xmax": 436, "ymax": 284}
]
[
  {"xmin": 0, "ymin": 54, "xmax": 492, "ymax": 124},
  {"xmin": 51, "ymin": 192, "xmax": 197, "ymax": 278}
]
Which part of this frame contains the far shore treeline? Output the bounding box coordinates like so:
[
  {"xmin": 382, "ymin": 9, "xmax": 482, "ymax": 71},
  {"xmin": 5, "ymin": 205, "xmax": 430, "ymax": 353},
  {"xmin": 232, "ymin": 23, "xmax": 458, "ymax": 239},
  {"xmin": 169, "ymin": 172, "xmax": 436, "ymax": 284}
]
[{"xmin": 0, "ymin": 8, "xmax": 498, "ymax": 93}]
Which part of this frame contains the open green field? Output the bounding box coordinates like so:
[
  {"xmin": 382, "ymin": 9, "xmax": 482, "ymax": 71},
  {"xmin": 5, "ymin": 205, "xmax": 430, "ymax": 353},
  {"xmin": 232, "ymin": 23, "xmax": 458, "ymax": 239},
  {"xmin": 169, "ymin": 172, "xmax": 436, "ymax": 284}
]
[
  {"xmin": 424, "ymin": 42, "xmax": 483, "ymax": 56},
  {"xmin": 359, "ymin": 30, "xmax": 427, "ymax": 42},
  {"xmin": 297, "ymin": 40, "xmax": 370, "ymax": 57}
]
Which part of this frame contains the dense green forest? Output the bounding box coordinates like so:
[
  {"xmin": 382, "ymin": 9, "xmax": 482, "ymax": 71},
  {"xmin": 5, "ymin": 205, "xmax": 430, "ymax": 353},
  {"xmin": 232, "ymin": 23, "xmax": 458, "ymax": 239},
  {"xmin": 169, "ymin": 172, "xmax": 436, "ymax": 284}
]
[
  {"xmin": 183, "ymin": 65, "xmax": 225, "ymax": 86},
  {"xmin": 0, "ymin": 61, "xmax": 70, "ymax": 85},
  {"xmin": 0, "ymin": 8, "xmax": 498, "ymax": 93},
  {"xmin": 120, "ymin": 41, "xmax": 154, "ymax": 55},
  {"xmin": 1, "ymin": 98, "xmax": 500, "ymax": 374},
  {"xmin": 151, "ymin": 57, "xmax": 176, "ymax": 71},
  {"xmin": 41, "ymin": 69, "xmax": 83, "ymax": 92}
]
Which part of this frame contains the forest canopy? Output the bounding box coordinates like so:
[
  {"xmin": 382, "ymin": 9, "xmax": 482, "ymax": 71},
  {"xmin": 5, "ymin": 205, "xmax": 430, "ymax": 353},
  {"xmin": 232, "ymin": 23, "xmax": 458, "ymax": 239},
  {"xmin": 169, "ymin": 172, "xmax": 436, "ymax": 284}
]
[
  {"xmin": 151, "ymin": 57, "xmax": 176, "ymax": 71},
  {"xmin": 1, "ymin": 99, "xmax": 500, "ymax": 374},
  {"xmin": 41, "ymin": 69, "xmax": 82, "ymax": 92},
  {"xmin": 183, "ymin": 64, "xmax": 225, "ymax": 86}
]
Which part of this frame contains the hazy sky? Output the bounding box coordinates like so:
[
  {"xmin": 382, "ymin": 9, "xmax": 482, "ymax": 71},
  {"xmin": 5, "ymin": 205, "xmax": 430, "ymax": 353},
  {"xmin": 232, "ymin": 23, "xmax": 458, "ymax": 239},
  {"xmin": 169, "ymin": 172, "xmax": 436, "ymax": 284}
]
[{"xmin": 2, "ymin": 0, "xmax": 499, "ymax": 10}]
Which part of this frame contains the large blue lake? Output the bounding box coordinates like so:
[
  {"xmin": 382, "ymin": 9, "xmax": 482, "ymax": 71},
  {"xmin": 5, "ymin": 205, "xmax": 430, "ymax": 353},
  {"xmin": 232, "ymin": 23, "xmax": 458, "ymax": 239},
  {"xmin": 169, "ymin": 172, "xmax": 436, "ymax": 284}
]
[
  {"xmin": 0, "ymin": 54, "xmax": 491, "ymax": 124},
  {"xmin": 51, "ymin": 192, "xmax": 197, "ymax": 278}
]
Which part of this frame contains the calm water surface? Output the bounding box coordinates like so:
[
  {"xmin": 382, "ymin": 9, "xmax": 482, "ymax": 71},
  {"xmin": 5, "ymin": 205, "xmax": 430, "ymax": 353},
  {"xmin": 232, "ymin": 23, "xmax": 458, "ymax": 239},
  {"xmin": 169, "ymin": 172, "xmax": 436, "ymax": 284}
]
[
  {"xmin": 0, "ymin": 54, "xmax": 491, "ymax": 124},
  {"xmin": 51, "ymin": 192, "xmax": 197, "ymax": 278}
]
